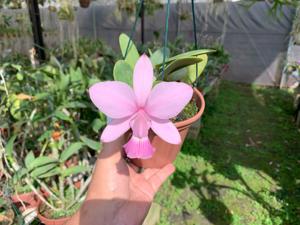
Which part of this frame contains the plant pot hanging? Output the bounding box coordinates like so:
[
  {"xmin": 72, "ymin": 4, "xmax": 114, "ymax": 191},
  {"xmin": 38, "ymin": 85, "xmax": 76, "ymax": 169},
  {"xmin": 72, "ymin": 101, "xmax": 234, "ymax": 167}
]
[{"xmin": 79, "ymin": 0, "xmax": 91, "ymax": 8}]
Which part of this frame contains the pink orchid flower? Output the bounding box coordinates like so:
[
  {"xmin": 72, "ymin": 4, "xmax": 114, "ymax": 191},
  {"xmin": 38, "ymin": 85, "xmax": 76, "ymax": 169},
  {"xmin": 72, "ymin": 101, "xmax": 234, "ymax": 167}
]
[{"xmin": 89, "ymin": 54, "xmax": 193, "ymax": 159}]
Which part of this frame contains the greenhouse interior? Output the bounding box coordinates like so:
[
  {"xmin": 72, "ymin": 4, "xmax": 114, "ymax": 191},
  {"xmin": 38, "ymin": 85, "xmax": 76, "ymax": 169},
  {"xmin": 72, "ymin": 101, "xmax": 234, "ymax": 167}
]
[{"xmin": 0, "ymin": 0, "xmax": 300, "ymax": 224}]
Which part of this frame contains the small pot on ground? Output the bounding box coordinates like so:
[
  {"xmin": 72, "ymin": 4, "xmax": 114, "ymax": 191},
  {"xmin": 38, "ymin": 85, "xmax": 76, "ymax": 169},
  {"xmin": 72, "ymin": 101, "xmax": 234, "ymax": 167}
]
[
  {"xmin": 131, "ymin": 88, "xmax": 205, "ymax": 168},
  {"xmin": 37, "ymin": 204, "xmax": 71, "ymax": 225},
  {"xmin": 11, "ymin": 192, "xmax": 39, "ymax": 212},
  {"xmin": 79, "ymin": 0, "xmax": 91, "ymax": 8},
  {"xmin": 37, "ymin": 212, "xmax": 70, "ymax": 225}
]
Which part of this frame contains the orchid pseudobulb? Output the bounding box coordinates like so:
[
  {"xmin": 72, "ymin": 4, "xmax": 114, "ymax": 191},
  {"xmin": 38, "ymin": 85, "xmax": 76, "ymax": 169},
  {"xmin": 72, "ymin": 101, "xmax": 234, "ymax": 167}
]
[{"xmin": 89, "ymin": 54, "xmax": 193, "ymax": 159}]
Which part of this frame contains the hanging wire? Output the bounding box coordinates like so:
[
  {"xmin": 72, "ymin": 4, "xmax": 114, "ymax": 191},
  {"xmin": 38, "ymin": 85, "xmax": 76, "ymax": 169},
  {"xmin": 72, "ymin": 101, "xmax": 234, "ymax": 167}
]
[
  {"xmin": 191, "ymin": 0, "xmax": 199, "ymax": 84},
  {"xmin": 191, "ymin": 0, "xmax": 198, "ymax": 49},
  {"xmin": 162, "ymin": 0, "xmax": 171, "ymax": 80},
  {"xmin": 124, "ymin": 0, "xmax": 144, "ymax": 59}
]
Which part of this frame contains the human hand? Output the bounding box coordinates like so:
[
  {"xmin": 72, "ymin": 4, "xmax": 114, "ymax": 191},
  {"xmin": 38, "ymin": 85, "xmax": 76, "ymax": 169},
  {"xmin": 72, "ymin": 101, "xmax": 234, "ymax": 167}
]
[{"xmin": 67, "ymin": 136, "xmax": 175, "ymax": 225}]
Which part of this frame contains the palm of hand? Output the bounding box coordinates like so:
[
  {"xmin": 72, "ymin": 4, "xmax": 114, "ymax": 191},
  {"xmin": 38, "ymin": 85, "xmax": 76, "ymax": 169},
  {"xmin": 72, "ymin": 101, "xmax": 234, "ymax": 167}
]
[{"xmin": 110, "ymin": 158, "xmax": 174, "ymax": 225}]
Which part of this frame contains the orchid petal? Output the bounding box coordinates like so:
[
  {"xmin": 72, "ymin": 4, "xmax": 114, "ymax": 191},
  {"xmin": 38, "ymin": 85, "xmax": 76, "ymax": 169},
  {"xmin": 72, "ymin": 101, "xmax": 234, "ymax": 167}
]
[
  {"xmin": 133, "ymin": 54, "xmax": 154, "ymax": 107},
  {"xmin": 145, "ymin": 82, "xmax": 193, "ymax": 119},
  {"xmin": 130, "ymin": 111, "xmax": 151, "ymax": 138},
  {"xmin": 89, "ymin": 81, "xmax": 137, "ymax": 119},
  {"xmin": 124, "ymin": 136, "xmax": 155, "ymax": 159},
  {"xmin": 150, "ymin": 118, "xmax": 181, "ymax": 144},
  {"xmin": 100, "ymin": 117, "xmax": 132, "ymax": 142}
]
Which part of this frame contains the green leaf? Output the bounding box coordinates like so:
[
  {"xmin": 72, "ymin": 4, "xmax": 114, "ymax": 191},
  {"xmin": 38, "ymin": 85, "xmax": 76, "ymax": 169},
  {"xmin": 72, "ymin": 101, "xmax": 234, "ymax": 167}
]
[
  {"xmin": 11, "ymin": 64, "xmax": 22, "ymax": 71},
  {"xmin": 167, "ymin": 54, "xmax": 208, "ymax": 84},
  {"xmin": 163, "ymin": 57, "xmax": 202, "ymax": 78},
  {"xmin": 113, "ymin": 60, "xmax": 133, "ymax": 86},
  {"xmin": 30, "ymin": 164, "xmax": 58, "ymax": 178},
  {"xmin": 185, "ymin": 54, "xmax": 208, "ymax": 83},
  {"xmin": 38, "ymin": 130, "xmax": 52, "ymax": 142},
  {"xmin": 58, "ymin": 73, "xmax": 70, "ymax": 91},
  {"xmin": 34, "ymin": 92, "xmax": 50, "ymax": 101},
  {"xmin": 89, "ymin": 78, "xmax": 101, "ymax": 87},
  {"xmin": 9, "ymin": 95, "xmax": 21, "ymax": 120},
  {"xmin": 64, "ymin": 101, "xmax": 87, "ymax": 109},
  {"xmin": 13, "ymin": 168, "xmax": 27, "ymax": 183},
  {"xmin": 92, "ymin": 118, "xmax": 106, "ymax": 133},
  {"xmin": 60, "ymin": 142, "xmax": 85, "ymax": 162},
  {"xmin": 53, "ymin": 110, "xmax": 72, "ymax": 122},
  {"xmin": 27, "ymin": 156, "xmax": 58, "ymax": 171},
  {"xmin": 50, "ymin": 55, "xmax": 63, "ymax": 70},
  {"xmin": 157, "ymin": 49, "xmax": 215, "ymax": 67},
  {"xmin": 119, "ymin": 33, "xmax": 139, "ymax": 68},
  {"xmin": 37, "ymin": 167, "xmax": 61, "ymax": 178},
  {"xmin": 166, "ymin": 67, "xmax": 188, "ymax": 82},
  {"xmin": 5, "ymin": 134, "xmax": 17, "ymax": 158},
  {"xmin": 62, "ymin": 165, "xmax": 90, "ymax": 177},
  {"xmin": 70, "ymin": 67, "xmax": 83, "ymax": 83},
  {"xmin": 150, "ymin": 47, "xmax": 170, "ymax": 66},
  {"xmin": 24, "ymin": 151, "xmax": 35, "ymax": 168},
  {"xmin": 80, "ymin": 136, "xmax": 101, "ymax": 151}
]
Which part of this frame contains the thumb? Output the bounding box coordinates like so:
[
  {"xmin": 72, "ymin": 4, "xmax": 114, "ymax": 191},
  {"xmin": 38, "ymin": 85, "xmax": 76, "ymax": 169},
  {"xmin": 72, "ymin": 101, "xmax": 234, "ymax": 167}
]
[{"xmin": 147, "ymin": 164, "xmax": 175, "ymax": 193}]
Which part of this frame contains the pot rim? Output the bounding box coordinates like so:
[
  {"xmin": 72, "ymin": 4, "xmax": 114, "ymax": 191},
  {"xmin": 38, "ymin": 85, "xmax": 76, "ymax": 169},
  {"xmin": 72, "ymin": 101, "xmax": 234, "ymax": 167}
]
[
  {"xmin": 174, "ymin": 88, "xmax": 205, "ymax": 128},
  {"xmin": 37, "ymin": 206, "xmax": 71, "ymax": 223}
]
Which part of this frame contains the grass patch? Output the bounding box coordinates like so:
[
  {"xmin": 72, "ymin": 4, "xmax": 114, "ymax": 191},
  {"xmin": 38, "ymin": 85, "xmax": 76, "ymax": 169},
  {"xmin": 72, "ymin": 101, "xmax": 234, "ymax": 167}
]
[{"xmin": 156, "ymin": 80, "xmax": 300, "ymax": 225}]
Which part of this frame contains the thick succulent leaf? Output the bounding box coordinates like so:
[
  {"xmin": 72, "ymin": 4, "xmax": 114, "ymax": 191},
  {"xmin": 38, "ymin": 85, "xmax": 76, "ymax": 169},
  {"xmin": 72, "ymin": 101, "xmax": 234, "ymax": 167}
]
[
  {"xmin": 163, "ymin": 57, "xmax": 202, "ymax": 78},
  {"xmin": 166, "ymin": 67, "xmax": 188, "ymax": 82},
  {"xmin": 119, "ymin": 33, "xmax": 139, "ymax": 68},
  {"xmin": 113, "ymin": 60, "xmax": 133, "ymax": 86},
  {"xmin": 167, "ymin": 54, "xmax": 208, "ymax": 84},
  {"xmin": 185, "ymin": 54, "xmax": 208, "ymax": 83},
  {"xmin": 150, "ymin": 47, "xmax": 170, "ymax": 66},
  {"xmin": 157, "ymin": 49, "xmax": 215, "ymax": 67}
]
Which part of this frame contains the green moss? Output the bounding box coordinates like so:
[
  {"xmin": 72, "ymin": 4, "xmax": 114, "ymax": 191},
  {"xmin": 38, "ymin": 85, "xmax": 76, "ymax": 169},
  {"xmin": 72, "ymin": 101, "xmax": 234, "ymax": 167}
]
[{"xmin": 173, "ymin": 99, "xmax": 198, "ymax": 122}]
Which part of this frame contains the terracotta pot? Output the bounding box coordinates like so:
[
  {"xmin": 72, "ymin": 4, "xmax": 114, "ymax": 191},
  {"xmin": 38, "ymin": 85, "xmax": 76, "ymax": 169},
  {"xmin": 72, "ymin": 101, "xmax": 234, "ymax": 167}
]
[
  {"xmin": 11, "ymin": 192, "xmax": 39, "ymax": 212},
  {"xmin": 37, "ymin": 211, "xmax": 70, "ymax": 225},
  {"xmin": 38, "ymin": 203, "xmax": 71, "ymax": 225},
  {"xmin": 131, "ymin": 88, "xmax": 205, "ymax": 168},
  {"xmin": 79, "ymin": 0, "xmax": 91, "ymax": 8}
]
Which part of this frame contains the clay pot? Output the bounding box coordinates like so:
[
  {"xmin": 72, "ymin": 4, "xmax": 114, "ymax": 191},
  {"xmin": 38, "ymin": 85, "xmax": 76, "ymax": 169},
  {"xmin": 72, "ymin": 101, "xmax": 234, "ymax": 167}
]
[
  {"xmin": 37, "ymin": 211, "xmax": 70, "ymax": 225},
  {"xmin": 79, "ymin": 0, "xmax": 91, "ymax": 8},
  {"xmin": 131, "ymin": 88, "xmax": 205, "ymax": 168},
  {"xmin": 11, "ymin": 192, "xmax": 39, "ymax": 212}
]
